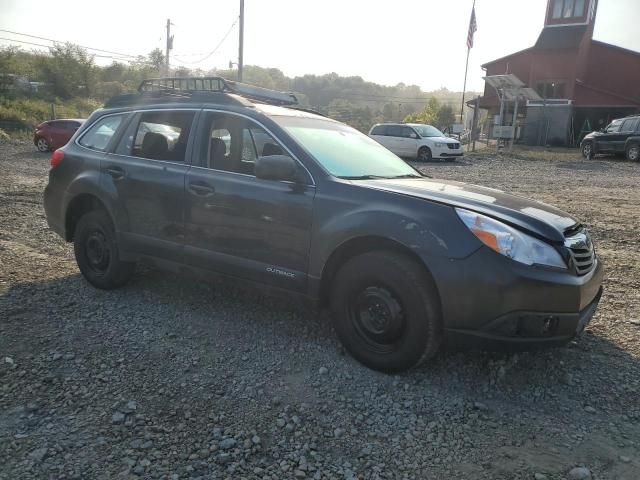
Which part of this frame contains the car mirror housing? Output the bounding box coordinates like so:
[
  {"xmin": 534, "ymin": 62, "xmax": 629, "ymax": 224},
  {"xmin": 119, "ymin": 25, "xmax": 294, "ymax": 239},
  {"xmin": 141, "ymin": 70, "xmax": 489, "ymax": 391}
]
[{"xmin": 255, "ymin": 155, "xmax": 298, "ymax": 182}]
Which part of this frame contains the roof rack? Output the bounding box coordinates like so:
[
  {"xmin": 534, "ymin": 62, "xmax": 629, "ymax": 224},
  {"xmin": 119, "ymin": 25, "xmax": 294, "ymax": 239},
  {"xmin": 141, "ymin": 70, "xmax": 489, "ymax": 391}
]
[{"xmin": 138, "ymin": 76, "xmax": 298, "ymax": 106}]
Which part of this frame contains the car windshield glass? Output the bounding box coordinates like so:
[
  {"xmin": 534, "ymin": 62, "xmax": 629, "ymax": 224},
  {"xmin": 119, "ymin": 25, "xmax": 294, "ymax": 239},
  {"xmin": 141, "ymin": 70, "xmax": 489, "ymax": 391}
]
[
  {"xmin": 605, "ymin": 120, "xmax": 622, "ymax": 132},
  {"xmin": 411, "ymin": 124, "xmax": 444, "ymax": 137},
  {"xmin": 273, "ymin": 116, "xmax": 421, "ymax": 179}
]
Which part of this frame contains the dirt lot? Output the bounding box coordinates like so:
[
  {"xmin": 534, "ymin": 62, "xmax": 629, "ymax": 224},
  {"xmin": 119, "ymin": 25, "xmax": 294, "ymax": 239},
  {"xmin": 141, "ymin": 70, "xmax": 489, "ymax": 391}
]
[{"xmin": 1, "ymin": 142, "xmax": 639, "ymax": 480}]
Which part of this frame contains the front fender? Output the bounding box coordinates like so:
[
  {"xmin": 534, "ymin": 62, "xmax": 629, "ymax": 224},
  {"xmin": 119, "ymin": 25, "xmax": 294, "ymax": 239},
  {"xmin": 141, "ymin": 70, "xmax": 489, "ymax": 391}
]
[{"xmin": 308, "ymin": 186, "xmax": 482, "ymax": 279}]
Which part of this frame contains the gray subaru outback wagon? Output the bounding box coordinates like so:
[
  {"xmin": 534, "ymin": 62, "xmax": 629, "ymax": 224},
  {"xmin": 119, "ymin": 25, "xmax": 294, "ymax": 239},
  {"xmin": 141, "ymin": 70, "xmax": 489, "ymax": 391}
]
[{"xmin": 44, "ymin": 77, "xmax": 603, "ymax": 372}]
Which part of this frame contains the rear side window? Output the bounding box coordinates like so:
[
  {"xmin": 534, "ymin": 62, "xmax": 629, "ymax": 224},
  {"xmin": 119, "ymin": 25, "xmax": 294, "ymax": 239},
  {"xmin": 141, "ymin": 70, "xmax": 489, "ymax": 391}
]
[
  {"xmin": 620, "ymin": 118, "xmax": 639, "ymax": 133},
  {"xmin": 131, "ymin": 111, "xmax": 195, "ymax": 162},
  {"xmin": 78, "ymin": 115, "xmax": 125, "ymax": 152},
  {"xmin": 370, "ymin": 125, "xmax": 387, "ymax": 136},
  {"xmin": 387, "ymin": 125, "xmax": 403, "ymax": 138}
]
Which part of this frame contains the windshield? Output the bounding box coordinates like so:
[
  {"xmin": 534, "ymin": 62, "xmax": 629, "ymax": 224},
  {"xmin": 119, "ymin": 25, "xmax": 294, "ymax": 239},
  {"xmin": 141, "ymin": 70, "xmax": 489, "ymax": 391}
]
[
  {"xmin": 410, "ymin": 124, "xmax": 444, "ymax": 137},
  {"xmin": 274, "ymin": 116, "xmax": 421, "ymax": 179},
  {"xmin": 604, "ymin": 119, "xmax": 623, "ymax": 133}
]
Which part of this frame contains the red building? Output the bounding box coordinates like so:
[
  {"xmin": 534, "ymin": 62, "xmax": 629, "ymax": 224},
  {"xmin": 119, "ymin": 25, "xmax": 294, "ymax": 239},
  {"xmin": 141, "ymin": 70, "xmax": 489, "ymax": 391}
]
[{"xmin": 480, "ymin": 0, "xmax": 640, "ymax": 146}]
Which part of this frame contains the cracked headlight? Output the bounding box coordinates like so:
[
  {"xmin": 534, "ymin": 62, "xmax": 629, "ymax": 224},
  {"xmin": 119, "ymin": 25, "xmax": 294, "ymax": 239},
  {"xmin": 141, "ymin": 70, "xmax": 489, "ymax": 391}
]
[{"xmin": 456, "ymin": 208, "xmax": 567, "ymax": 269}]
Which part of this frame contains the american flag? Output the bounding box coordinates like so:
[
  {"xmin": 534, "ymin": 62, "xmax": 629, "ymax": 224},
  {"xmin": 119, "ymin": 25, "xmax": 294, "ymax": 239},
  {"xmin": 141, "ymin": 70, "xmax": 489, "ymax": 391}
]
[{"xmin": 467, "ymin": 7, "xmax": 477, "ymax": 49}]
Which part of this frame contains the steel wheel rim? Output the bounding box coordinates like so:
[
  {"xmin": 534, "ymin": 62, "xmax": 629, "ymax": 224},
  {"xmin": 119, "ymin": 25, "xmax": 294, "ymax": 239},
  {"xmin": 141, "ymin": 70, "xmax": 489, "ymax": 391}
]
[
  {"xmin": 349, "ymin": 286, "xmax": 406, "ymax": 354},
  {"xmin": 37, "ymin": 139, "xmax": 48, "ymax": 151},
  {"xmin": 85, "ymin": 229, "xmax": 110, "ymax": 275}
]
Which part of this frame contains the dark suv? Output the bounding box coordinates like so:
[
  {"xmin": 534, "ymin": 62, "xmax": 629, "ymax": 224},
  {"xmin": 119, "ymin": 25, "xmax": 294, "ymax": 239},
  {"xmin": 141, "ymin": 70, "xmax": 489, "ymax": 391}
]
[
  {"xmin": 44, "ymin": 77, "xmax": 604, "ymax": 372},
  {"xmin": 580, "ymin": 114, "xmax": 640, "ymax": 161}
]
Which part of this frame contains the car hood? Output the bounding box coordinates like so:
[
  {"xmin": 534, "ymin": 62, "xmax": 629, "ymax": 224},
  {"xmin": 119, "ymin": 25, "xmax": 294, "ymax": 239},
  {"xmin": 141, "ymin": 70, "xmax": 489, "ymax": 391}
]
[
  {"xmin": 424, "ymin": 136, "xmax": 458, "ymax": 143},
  {"xmin": 353, "ymin": 177, "xmax": 577, "ymax": 242},
  {"xmin": 583, "ymin": 130, "xmax": 604, "ymax": 140}
]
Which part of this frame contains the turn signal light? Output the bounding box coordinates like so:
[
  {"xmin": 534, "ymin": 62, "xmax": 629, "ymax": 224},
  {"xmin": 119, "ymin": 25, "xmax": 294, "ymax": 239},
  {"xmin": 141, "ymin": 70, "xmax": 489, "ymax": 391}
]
[{"xmin": 50, "ymin": 149, "xmax": 64, "ymax": 168}]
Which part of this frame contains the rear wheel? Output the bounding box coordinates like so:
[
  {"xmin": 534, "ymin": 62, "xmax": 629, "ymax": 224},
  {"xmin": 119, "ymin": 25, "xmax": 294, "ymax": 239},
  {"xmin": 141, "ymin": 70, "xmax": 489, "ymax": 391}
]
[
  {"xmin": 73, "ymin": 210, "xmax": 135, "ymax": 289},
  {"xmin": 581, "ymin": 141, "xmax": 593, "ymax": 159},
  {"xmin": 330, "ymin": 251, "xmax": 442, "ymax": 373},
  {"xmin": 36, "ymin": 137, "xmax": 50, "ymax": 152},
  {"xmin": 417, "ymin": 146, "xmax": 432, "ymax": 162},
  {"xmin": 626, "ymin": 144, "xmax": 640, "ymax": 162}
]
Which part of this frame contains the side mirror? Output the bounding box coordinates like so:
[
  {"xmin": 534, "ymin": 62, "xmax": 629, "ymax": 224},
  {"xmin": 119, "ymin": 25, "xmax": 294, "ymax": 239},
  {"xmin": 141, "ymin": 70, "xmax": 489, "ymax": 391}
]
[
  {"xmin": 255, "ymin": 155, "xmax": 298, "ymax": 182},
  {"xmin": 409, "ymin": 133, "xmax": 418, "ymax": 139}
]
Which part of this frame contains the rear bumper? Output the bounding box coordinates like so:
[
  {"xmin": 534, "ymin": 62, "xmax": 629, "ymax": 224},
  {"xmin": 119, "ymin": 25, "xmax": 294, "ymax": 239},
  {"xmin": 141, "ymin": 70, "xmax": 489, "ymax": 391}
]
[{"xmin": 43, "ymin": 182, "xmax": 66, "ymax": 239}]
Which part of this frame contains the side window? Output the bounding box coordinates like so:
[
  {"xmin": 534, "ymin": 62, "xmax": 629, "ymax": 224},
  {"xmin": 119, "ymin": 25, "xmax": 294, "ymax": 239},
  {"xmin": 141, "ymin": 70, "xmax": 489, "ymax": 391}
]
[
  {"xmin": 370, "ymin": 125, "xmax": 387, "ymax": 136},
  {"xmin": 401, "ymin": 126, "xmax": 416, "ymax": 138},
  {"xmin": 203, "ymin": 113, "xmax": 291, "ymax": 176},
  {"xmin": 129, "ymin": 111, "xmax": 194, "ymax": 162},
  {"xmin": 78, "ymin": 115, "xmax": 125, "ymax": 152},
  {"xmin": 620, "ymin": 119, "xmax": 638, "ymax": 133},
  {"xmin": 387, "ymin": 125, "xmax": 403, "ymax": 138}
]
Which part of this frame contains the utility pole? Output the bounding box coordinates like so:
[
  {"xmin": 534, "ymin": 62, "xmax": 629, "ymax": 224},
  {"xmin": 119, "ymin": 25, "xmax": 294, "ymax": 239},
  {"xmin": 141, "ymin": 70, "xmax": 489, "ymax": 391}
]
[
  {"xmin": 238, "ymin": 0, "xmax": 244, "ymax": 82},
  {"xmin": 165, "ymin": 19, "xmax": 174, "ymax": 76}
]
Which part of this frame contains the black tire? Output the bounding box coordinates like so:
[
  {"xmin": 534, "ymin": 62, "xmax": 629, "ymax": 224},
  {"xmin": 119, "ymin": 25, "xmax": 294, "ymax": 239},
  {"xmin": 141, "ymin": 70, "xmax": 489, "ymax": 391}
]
[
  {"xmin": 581, "ymin": 141, "xmax": 593, "ymax": 159},
  {"xmin": 417, "ymin": 146, "xmax": 432, "ymax": 162},
  {"xmin": 330, "ymin": 251, "xmax": 442, "ymax": 373},
  {"xmin": 36, "ymin": 137, "xmax": 50, "ymax": 152},
  {"xmin": 73, "ymin": 210, "xmax": 134, "ymax": 289},
  {"xmin": 626, "ymin": 143, "xmax": 640, "ymax": 162}
]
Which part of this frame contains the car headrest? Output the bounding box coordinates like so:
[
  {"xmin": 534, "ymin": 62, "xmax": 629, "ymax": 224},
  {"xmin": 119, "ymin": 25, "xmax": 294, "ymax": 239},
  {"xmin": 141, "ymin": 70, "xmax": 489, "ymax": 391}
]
[{"xmin": 141, "ymin": 132, "xmax": 169, "ymax": 159}]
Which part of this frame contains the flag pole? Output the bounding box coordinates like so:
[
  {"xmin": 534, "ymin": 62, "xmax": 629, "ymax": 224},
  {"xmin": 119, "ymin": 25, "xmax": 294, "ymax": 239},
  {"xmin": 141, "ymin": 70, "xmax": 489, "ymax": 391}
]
[{"xmin": 460, "ymin": 0, "xmax": 476, "ymax": 123}]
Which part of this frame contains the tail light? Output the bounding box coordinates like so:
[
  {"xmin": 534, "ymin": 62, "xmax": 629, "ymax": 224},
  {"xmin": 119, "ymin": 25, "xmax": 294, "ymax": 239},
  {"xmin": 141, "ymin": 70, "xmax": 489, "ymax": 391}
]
[{"xmin": 50, "ymin": 149, "xmax": 64, "ymax": 168}]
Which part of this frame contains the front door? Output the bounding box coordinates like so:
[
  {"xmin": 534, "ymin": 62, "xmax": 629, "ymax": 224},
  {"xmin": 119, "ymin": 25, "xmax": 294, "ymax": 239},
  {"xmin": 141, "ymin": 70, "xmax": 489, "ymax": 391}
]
[
  {"xmin": 184, "ymin": 111, "xmax": 315, "ymax": 292},
  {"xmin": 597, "ymin": 118, "xmax": 623, "ymax": 153},
  {"xmin": 105, "ymin": 109, "xmax": 198, "ymax": 262}
]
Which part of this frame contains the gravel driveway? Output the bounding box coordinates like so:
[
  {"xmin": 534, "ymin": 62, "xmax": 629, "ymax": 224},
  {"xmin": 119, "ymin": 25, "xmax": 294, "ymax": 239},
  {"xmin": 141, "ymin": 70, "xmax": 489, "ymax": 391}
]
[{"xmin": 1, "ymin": 142, "xmax": 639, "ymax": 480}]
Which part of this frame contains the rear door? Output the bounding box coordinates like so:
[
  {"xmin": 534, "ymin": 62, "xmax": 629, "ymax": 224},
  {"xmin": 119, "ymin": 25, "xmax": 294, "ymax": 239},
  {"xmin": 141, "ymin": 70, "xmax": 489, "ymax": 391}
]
[
  {"xmin": 183, "ymin": 110, "xmax": 315, "ymax": 292},
  {"xmin": 48, "ymin": 121, "xmax": 69, "ymax": 149},
  {"xmin": 616, "ymin": 118, "xmax": 639, "ymax": 153},
  {"xmin": 384, "ymin": 125, "xmax": 405, "ymax": 156},
  {"xmin": 106, "ymin": 109, "xmax": 198, "ymax": 262},
  {"xmin": 370, "ymin": 125, "xmax": 391, "ymax": 148}
]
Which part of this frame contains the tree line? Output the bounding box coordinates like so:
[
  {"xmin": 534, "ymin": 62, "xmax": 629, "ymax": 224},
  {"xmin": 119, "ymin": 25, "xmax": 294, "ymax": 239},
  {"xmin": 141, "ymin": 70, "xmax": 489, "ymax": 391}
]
[{"xmin": 0, "ymin": 44, "xmax": 476, "ymax": 132}]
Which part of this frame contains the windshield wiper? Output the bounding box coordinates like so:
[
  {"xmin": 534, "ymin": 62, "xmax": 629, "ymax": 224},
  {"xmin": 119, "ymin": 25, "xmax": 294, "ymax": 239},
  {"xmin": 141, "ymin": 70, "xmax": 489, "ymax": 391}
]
[
  {"xmin": 387, "ymin": 174, "xmax": 422, "ymax": 179},
  {"xmin": 337, "ymin": 175, "xmax": 391, "ymax": 180}
]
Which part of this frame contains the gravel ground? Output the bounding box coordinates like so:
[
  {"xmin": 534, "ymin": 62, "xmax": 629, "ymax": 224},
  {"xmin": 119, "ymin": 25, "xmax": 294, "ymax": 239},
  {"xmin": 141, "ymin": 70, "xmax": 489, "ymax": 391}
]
[{"xmin": 1, "ymin": 142, "xmax": 639, "ymax": 480}]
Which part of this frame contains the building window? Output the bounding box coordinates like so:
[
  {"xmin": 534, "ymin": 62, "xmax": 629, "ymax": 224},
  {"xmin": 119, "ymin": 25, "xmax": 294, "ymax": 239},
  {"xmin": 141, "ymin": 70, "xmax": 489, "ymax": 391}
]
[
  {"xmin": 536, "ymin": 82, "xmax": 566, "ymax": 99},
  {"xmin": 552, "ymin": 0, "xmax": 585, "ymax": 19}
]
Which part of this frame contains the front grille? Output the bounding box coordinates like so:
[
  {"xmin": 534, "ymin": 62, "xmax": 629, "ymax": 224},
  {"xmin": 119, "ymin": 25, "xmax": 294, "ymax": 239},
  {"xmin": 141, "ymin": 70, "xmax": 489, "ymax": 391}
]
[
  {"xmin": 447, "ymin": 143, "xmax": 460, "ymax": 150},
  {"xmin": 564, "ymin": 227, "xmax": 596, "ymax": 276}
]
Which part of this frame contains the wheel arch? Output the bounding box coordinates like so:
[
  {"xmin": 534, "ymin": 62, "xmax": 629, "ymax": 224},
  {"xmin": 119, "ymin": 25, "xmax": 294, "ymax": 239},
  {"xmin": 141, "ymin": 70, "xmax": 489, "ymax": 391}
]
[
  {"xmin": 318, "ymin": 235, "xmax": 440, "ymax": 308},
  {"xmin": 64, "ymin": 193, "xmax": 112, "ymax": 241}
]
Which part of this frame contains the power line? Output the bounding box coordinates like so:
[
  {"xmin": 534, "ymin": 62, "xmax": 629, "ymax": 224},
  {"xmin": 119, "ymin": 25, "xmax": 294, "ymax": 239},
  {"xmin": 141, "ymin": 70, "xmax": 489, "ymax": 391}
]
[
  {"xmin": 0, "ymin": 29, "xmax": 142, "ymax": 59},
  {"xmin": 172, "ymin": 19, "xmax": 238, "ymax": 65},
  {"xmin": 0, "ymin": 36, "xmax": 142, "ymax": 63}
]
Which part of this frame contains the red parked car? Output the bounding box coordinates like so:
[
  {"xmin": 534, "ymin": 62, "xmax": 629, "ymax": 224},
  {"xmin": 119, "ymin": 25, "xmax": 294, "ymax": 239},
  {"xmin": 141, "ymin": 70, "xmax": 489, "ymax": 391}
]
[{"xmin": 33, "ymin": 119, "xmax": 85, "ymax": 152}]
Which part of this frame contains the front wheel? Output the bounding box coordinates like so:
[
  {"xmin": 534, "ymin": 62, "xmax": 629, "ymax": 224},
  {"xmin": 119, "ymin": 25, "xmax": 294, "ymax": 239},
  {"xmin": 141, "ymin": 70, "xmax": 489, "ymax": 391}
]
[
  {"xmin": 581, "ymin": 141, "xmax": 593, "ymax": 159},
  {"xmin": 417, "ymin": 146, "xmax": 432, "ymax": 162},
  {"xmin": 73, "ymin": 210, "xmax": 135, "ymax": 289},
  {"xmin": 36, "ymin": 137, "xmax": 50, "ymax": 152},
  {"xmin": 626, "ymin": 144, "xmax": 640, "ymax": 162},
  {"xmin": 330, "ymin": 251, "xmax": 442, "ymax": 373}
]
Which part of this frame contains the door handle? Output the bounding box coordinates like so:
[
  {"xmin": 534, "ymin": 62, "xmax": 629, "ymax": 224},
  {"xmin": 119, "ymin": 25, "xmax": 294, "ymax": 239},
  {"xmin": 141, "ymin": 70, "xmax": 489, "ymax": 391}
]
[
  {"xmin": 188, "ymin": 181, "xmax": 215, "ymax": 196},
  {"xmin": 105, "ymin": 166, "xmax": 125, "ymax": 180}
]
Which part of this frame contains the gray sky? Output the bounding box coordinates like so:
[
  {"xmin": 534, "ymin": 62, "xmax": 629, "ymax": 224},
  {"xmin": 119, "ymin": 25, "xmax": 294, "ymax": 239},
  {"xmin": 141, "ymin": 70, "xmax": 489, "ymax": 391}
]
[{"xmin": 0, "ymin": 0, "xmax": 637, "ymax": 92}]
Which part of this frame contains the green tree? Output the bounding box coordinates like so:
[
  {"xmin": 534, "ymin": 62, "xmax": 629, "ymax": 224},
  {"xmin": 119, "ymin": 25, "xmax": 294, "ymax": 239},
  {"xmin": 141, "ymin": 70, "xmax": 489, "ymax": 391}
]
[
  {"xmin": 403, "ymin": 97, "xmax": 439, "ymax": 124},
  {"xmin": 39, "ymin": 43, "xmax": 96, "ymax": 98},
  {"xmin": 435, "ymin": 104, "xmax": 456, "ymax": 130},
  {"xmin": 148, "ymin": 48, "xmax": 165, "ymax": 71}
]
